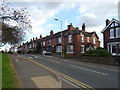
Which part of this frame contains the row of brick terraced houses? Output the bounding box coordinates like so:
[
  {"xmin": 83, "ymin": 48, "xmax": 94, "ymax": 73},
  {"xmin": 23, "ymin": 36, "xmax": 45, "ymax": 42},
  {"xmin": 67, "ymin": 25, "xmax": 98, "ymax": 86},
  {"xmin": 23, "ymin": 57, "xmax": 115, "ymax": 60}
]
[
  {"xmin": 16, "ymin": 23, "xmax": 100, "ymax": 57},
  {"xmin": 13, "ymin": 18, "xmax": 120, "ymax": 57}
]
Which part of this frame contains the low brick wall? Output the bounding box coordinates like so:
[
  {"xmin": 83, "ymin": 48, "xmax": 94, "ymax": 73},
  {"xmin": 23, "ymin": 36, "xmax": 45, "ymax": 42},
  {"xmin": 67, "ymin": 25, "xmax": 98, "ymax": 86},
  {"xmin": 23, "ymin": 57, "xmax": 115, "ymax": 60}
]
[{"xmin": 79, "ymin": 56, "xmax": 120, "ymax": 65}]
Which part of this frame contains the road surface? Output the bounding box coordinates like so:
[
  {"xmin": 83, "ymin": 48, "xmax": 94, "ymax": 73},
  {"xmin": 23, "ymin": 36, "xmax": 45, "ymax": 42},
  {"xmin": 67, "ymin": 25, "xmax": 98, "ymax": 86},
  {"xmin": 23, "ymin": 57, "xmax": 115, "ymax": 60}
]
[{"xmin": 21, "ymin": 54, "xmax": 119, "ymax": 89}]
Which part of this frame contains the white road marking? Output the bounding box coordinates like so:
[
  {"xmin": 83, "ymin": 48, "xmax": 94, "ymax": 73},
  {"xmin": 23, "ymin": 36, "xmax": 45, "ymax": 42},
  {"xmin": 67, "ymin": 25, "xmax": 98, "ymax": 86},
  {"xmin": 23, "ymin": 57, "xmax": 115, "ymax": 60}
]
[
  {"xmin": 34, "ymin": 56, "xmax": 38, "ymax": 58},
  {"xmin": 70, "ymin": 65, "xmax": 108, "ymax": 76},
  {"xmin": 16, "ymin": 59, "xmax": 19, "ymax": 62},
  {"xmin": 46, "ymin": 59, "xmax": 61, "ymax": 64},
  {"xmin": 59, "ymin": 77, "xmax": 80, "ymax": 88}
]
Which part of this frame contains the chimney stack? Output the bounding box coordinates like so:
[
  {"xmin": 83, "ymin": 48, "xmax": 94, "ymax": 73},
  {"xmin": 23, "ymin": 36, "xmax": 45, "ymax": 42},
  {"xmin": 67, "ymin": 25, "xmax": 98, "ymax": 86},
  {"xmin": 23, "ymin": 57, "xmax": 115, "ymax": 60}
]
[
  {"xmin": 106, "ymin": 19, "xmax": 110, "ymax": 26},
  {"xmin": 50, "ymin": 30, "xmax": 54, "ymax": 36},
  {"xmin": 82, "ymin": 23, "xmax": 85, "ymax": 31},
  {"xmin": 40, "ymin": 35, "xmax": 42, "ymax": 40},
  {"xmin": 68, "ymin": 23, "xmax": 74, "ymax": 31},
  {"xmin": 33, "ymin": 37, "xmax": 35, "ymax": 41},
  {"xmin": 76, "ymin": 27, "xmax": 79, "ymax": 30},
  {"xmin": 31, "ymin": 39, "xmax": 32, "ymax": 41},
  {"xmin": 36, "ymin": 37, "xmax": 38, "ymax": 40}
]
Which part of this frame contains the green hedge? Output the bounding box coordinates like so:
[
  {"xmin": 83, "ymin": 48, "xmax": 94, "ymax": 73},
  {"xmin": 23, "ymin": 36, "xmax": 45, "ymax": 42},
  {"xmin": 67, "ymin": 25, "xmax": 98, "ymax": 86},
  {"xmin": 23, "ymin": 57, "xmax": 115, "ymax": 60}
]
[{"xmin": 83, "ymin": 47, "xmax": 112, "ymax": 57}]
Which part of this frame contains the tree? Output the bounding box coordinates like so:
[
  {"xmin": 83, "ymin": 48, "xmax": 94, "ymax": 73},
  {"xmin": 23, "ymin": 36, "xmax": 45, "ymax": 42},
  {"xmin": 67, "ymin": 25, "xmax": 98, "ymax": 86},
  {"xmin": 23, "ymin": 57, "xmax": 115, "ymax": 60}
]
[
  {"xmin": 0, "ymin": 1, "xmax": 32, "ymax": 46},
  {"xmin": 35, "ymin": 41, "xmax": 42, "ymax": 54}
]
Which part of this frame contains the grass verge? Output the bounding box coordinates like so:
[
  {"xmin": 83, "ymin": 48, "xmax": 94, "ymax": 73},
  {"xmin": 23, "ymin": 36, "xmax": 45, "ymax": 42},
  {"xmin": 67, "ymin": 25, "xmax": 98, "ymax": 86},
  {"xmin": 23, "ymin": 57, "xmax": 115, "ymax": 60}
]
[{"xmin": 2, "ymin": 53, "xmax": 19, "ymax": 88}]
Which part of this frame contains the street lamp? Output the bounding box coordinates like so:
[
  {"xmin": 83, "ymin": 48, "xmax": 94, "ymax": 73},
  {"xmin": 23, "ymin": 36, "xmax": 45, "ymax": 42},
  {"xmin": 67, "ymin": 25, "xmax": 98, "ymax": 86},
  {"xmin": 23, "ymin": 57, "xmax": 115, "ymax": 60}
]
[{"xmin": 55, "ymin": 18, "xmax": 63, "ymax": 57}]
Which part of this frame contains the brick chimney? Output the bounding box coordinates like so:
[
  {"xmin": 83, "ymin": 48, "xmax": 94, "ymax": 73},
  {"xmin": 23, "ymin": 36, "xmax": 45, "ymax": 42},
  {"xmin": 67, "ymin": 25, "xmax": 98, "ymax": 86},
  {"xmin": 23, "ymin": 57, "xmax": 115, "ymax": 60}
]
[
  {"xmin": 50, "ymin": 30, "xmax": 54, "ymax": 36},
  {"xmin": 33, "ymin": 37, "xmax": 35, "ymax": 41},
  {"xmin": 82, "ymin": 23, "xmax": 85, "ymax": 31},
  {"xmin": 68, "ymin": 23, "xmax": 74, "ymax": 31},
  {"xmin": 76, "ymin": 27, "xmax": 79, "ymax": 30},
  {"xmin": 36, "ymin": 37, "xmax": 38, "ymax": 40},
  {"xmin": 106, "ymin": 19, "xmax": 110, "ymax": 26},
  {"xmin": 40, "ymin": 35, "xmax": 42, "ymax": 40},
  {"xmin": 31, "ymin": 39, "xmax": 32, "ymax": 41}
]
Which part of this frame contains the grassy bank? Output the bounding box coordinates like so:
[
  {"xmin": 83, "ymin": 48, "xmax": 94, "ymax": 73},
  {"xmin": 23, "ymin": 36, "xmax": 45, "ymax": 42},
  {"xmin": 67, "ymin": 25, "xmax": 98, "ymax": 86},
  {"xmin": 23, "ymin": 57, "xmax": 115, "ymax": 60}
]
[{"xmin": 2, "ymin": 53, "xmax": 19, "ymax": 88}]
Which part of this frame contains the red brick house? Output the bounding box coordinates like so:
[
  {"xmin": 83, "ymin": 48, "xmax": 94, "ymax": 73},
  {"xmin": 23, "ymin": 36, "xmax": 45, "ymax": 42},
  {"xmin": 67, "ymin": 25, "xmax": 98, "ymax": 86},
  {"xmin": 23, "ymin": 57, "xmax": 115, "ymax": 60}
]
[
  {"xmin": 101, "ymin": 18, "xmax": 120, "ymax": 56},
  {"xmin": 41, "ymin": 23, "xmax": 100, "ymax": 57}
]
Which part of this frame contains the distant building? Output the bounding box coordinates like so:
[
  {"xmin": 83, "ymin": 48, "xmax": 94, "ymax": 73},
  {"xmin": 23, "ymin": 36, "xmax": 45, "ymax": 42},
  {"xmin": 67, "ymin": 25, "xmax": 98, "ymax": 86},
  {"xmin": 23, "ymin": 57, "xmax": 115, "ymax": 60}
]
[{"xmin": 101, "ymin": 18, "xmax": 120, "ymax": 56}]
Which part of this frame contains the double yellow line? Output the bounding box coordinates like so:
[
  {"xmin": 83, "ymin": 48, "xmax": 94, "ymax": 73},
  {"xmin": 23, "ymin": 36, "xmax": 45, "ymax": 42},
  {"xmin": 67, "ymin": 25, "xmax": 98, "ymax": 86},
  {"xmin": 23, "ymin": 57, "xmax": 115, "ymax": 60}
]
[{"xmin": 21, "ymin": 55, "xmax": 96, "ymax": 90}]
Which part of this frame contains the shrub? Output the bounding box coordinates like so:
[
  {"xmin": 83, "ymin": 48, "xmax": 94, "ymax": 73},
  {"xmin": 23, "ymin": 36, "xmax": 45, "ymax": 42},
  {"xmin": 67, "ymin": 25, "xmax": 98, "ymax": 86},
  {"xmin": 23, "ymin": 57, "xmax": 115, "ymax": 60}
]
[{"xmin": 85, "ymin": 48, "xmax": 112, "ymax": 57}]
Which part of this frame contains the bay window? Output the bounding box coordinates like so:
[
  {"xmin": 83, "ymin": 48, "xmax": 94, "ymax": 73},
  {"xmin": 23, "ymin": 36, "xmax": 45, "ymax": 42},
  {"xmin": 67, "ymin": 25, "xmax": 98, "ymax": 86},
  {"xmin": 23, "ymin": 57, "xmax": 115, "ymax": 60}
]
[{"xmin": 68, "ymin": 35, "xmax": 72, "ymax": 43}]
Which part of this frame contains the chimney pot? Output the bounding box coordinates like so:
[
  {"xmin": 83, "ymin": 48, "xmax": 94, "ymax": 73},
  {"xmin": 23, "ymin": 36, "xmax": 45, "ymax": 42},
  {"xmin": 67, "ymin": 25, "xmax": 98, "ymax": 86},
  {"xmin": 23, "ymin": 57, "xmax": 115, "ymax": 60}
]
[
  {"xmin": 82, "ymin": 23, "xmax": 86, "ymax": 31},
  {"xmin": 50, "ymin": 30, "xmax": 54, "ymax": 36},
  {"xmin": 40, "ymin": 35, "xmax": 42, "ymax": 40},
  {"xmin": 68, "ymin": 23, "xmax": 73, "ymax": 31}
]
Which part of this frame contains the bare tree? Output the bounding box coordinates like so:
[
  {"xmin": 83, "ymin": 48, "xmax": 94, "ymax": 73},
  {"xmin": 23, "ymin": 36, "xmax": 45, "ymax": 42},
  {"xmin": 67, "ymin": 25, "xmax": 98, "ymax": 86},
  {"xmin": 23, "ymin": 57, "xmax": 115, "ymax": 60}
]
[{"xmin": 0, "ymin": 1, "xmax": 32, "ymax": 46}]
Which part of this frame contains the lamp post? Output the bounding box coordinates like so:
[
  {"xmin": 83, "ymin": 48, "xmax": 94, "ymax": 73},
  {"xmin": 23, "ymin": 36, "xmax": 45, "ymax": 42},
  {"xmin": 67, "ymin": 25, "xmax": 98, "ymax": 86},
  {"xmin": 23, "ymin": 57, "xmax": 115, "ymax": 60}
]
[{"xmin": 55, "ymin": 18, "xmax": 63, "ymax": 57}]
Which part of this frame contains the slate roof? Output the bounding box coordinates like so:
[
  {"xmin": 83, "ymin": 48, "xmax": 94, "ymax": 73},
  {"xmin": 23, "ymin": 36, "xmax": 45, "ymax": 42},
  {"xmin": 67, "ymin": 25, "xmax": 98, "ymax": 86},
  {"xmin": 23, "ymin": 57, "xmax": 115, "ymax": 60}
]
[{"xmin": 40, "ymin": 28, "xmax": 99, "ymax": 42}]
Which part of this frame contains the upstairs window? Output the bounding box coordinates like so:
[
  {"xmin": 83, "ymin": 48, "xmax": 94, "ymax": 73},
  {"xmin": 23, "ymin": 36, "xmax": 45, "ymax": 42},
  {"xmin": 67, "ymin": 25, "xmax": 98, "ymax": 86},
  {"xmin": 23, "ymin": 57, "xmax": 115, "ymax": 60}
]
[
  {"xmin": 110, "ymin": 28, "xmax": 114, "ymax": 38},
  {"xmin": 111, "ymin": 23, "xmax": 114, "ymax": 27},
  {"xmin": 116, "ymin": 27, "xmax": 120, "ymax": 38},
  {"xmin": 43, "ymin": 41, "xmax": 45, "ymax": 46},
  {"xmin": 58, "ymin": 37, "xmax": 61, "ymax": 44},
  {"xmin": 81, "ymin": 35, "xmax": 84, "ymax": 42},
  {"xmin": 48, "ymin": 40, "xmax": 51, "ymax": 45},
  {"xmin": 68, "ymin": 35, "xmax": 72, "ymax": 43},
  {"xmin": 93, "ymin": 37, "xmax": 96, "ymax": 44}
]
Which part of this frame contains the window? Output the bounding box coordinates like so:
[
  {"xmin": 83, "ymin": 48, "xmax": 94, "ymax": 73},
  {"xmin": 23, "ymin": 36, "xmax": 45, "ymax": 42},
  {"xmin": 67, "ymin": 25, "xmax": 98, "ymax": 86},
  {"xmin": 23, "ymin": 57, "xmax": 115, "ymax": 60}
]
[
  {"xmin": 48, "ymin": 40, "xmax": 51, "ymax": 45},
  {"xmin": 116, "ymin": 27, "xmax": 120, "ymax": 38},
  {"xmin": 58, "ymin": 37, "xmax": 61, "ymax": 43},
  {"xmin": 56, "ymin": 46, "xmax": 62, "ymax": 52},
  {"xmin": 81, "ymin": 35, "xmax": 84, "ymax": 42},
  {"xmin": 66, "ymin": 45, "xmax": 73, "ymax": 53},
  {"xmin": 110, "ymin": 28, "xmax": 114, "ymax": 38},
  {"xmin": 111, "ymin": 44, "xmax": 117, "ymax": 55},
  {"xmin": 68, "ymin": 35, "xmax": 72, "ymax": 43},
  {"xmin": 87, "ymin": 37, "xmax": 90, "ymax": 43},
  {"xmin": 115, "ymin": 23, "xmax": 118, "ymax": 26},
  {"xmin": 43, "ymin": 41, "xmax": 45, "ymax": 46},
  {"xmin": 93, "ymin": 37, "xmax": 96, "ymax": 44},
  {"xmin": 81, "ymin": 45, "xmax": 84, "ymax": 53},
  {"xmin": 111, "ymin": 23, "xmax": 114, "ymax": 27}
]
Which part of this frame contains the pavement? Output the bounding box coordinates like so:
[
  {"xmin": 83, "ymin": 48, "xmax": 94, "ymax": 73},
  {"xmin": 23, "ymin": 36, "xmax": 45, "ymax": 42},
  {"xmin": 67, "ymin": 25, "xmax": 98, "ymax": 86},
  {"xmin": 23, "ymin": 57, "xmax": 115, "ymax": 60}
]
[{"xmin": 10, "ymin": 54, "xmax": 60, "ymax": 88}]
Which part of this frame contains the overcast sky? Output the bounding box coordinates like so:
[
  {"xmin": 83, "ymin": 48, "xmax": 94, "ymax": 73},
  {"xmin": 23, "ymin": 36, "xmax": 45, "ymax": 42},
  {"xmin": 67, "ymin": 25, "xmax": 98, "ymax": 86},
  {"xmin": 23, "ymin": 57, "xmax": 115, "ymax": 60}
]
[{"xmin": 1, "ymin": 0, "xmax": 119, "ymax": 51}]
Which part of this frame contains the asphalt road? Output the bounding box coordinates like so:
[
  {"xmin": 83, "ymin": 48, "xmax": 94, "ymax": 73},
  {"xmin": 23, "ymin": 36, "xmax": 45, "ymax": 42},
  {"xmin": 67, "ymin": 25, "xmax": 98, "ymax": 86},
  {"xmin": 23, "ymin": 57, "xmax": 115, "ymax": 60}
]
[{"xmin": 22, "ymin": 54, "xmax": 119, "ymax": 89}]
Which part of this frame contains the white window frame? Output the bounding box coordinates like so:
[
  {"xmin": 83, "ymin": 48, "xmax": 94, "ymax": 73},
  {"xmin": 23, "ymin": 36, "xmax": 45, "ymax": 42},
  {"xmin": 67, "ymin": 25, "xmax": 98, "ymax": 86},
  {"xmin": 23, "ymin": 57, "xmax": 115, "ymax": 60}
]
[
  {"xmin": 81, "ymin": 35, "xmax": 84, "ymax": 42},
  {"xmin": 93, "ymin": 37, "xmax": 96, "ymax": 44},
  {"xmin": 87, "ymin": 37, "xmax": 90, "ymax": 43},
  {"xmin": 81, "ymin": 45, "xmax": 84, "ymax": 53},
  {"xmin": 110, "ymin": 28, "xmax": 114, "ymax": 38},
  {"xmin": 58, "ymin": 37, "xmax": 61, "ymax": 44},
  {"xmin": 68, "ymin": 35, "xmax": 72, "ymax": 43},
  {"xmin": 116, "ymin": 27, "xmax": 120, "ymax": 38},
  {"xmin": 56, "ymin": 46, "xmax": 62, "ymax": 52},
  {"xmin": 66, "ymin": 45, "xmax": 74, "ymax": 53},
  {"xmin": 43, "ymin": 41, "xmax": 45, "ymax": 46}
]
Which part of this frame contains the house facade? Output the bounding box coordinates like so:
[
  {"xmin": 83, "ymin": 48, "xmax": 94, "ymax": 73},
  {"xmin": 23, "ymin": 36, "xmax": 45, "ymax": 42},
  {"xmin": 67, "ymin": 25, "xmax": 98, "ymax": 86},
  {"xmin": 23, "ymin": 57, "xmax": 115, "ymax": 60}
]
[
  {"xmin": 101, "ymin": 18, "xmax": 120, "ymax": 56},
  {"xmin": 40, "ymin": 23, "xmax": 100, "ymax": 57}
]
